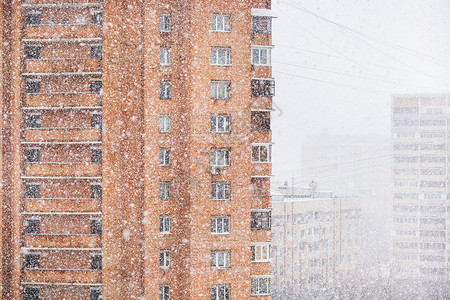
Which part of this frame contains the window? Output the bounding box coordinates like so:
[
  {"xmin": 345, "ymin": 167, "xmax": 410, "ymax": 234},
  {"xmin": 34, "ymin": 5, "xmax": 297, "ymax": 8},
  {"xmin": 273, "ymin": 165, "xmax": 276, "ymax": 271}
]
[
  {"xmin": 211, "ymin": 285, "xmax": 230, "ymax": 300},
  {"xmin": 252, "ymin": 16, "xmax": 272, "ymax": 34},
  {"xmin": 159, "ymin": 182, "xmax": 171, "ymax": 200},
  {"xmin": 160, "ymin": 215, "xmax": 170, "ymax": 234},
  {"xmin": 91, "ymin": 80, "xmax": 102, "ymax": 93},
  {"xmin": 210, "ymin": 148, "xmax": 230, "ymax": 167},
  {"xmin": 251, "ymin": 243, "xmax": 270, "ymax": 262},
  {"xmin": 251, "ymin": 276, "xmax": 271, "ymax": 296},
  {"xmin": 91, "ymin": 45, "xmax": 102, "ymax": 59},
  {"xmin": 24, "ymin": 253, "xmax": 40, "ymax": 269},
  {"xmin": 160, "ymin": 14, "xmax": 171, "ymax": 32},
  {"xmin": 24, "ymin": 286, "xmax": 39, "ymax": 300},
  {"xmin": 90, "ymin": 287, "xmax": 102, "ymax": 300},
  {"xmin": 26, "ymin": 13, "xmax": 41, "ymax": 26},
  {"xmin": 91, "ymin": 184, "xmax": 102, "ymax": 199},
  {"xmin": 251, "ymin": 79, "xmax": 275, "ymax": 97},
  {"xmin": 159, "ymin": 250, "xmax": 170, "ymax": 269},
  {"xmin": 158, "ymin": 285, "xmax": 170, "ymax": 300},
  {"xmin": 160, "ymin": 48, "xmax": 171, "ymax": 66},
  {"xmin": 25, "ymin": 218, "xmax": 40, "ymax": 235},
  {"xmin": 92, "ymin": 11, "xmax": 102, "ymax": 25},
  {"xmin": 251, "ymin": 111, "xmax": 271, "ymax": 131},
  {"xmin": 25, "ymin": 46, "xmax": 41, "ymax": 60},
  {"xmin": 91, "ymin": 219, "xmax": 102, "ymax": 235},
  {"xmin": 211, "ymin": 114, "xmax": 230, "ymax": 133},
  {"xmin": 252, "ymin": 46, "xmax": 271, "ymax": 66},
  {"xmin": 211, "ymin": 47, "xmax": 231, "ymax": 66},
  {"xmin": 25, "ymin": 183, "xmax": 40, "ymax": 199},
  {"xmin": 211, "ymin": 215, "xmax": 230, "ymax": 234},
  {"xmin": 211, "ymin": 14, "xmax": 231, "ymax": 32},
  {"xmin": 91, "ymin": 113, "xmax": 102, "ymax": 128},
  {"xmin": 26, "ymin": 80, "xmax": 40, "ymax": 94},
  {"xmin": 160, "ymin": 115, "xmax": 171, "ymax": 133},
  {"xmin": 91, "ymin": 148, "xmax": 102, "ymax": 163},
  {"xmin": 211, "ymin": 182, "xmax": 230, "ymax": 200},
  {"xmin": 25, "ymin": 148, "xmax": 40, "ymax": 163},
  {"xmin": 211, "ymin": 251, "xmax": 230, "ymax": 269},
  {"xmin": 25, "ymin": 114, "xmax": 40, "ymax": 128},
  {"xmin": 211, "ymin": 81, "xmax": 231, "ymax": 99},
  {"xmin": 91, "ymin": 254, "xmax": 102, "ymax": 270},
  {"xmin": 159, "ymin": 148, "xmax": 171, "ymax": 166},
  {"xmin": 252, "ymin": 144, "xmax": 272, "ymax": 163},
  {"xmin": 251, "ymin": 210, "xmax": 271, "ymax": 230},
  {"xmin": 160, "ymin": 81, "xmax": 171, "ymax": 99}
]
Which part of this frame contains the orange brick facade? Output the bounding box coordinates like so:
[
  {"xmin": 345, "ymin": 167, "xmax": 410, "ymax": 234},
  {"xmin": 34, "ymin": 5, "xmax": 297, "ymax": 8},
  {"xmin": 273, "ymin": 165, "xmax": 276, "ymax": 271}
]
[{"xmin": 0, "ymin": 0, "xmax": 273, "ymax": 299}]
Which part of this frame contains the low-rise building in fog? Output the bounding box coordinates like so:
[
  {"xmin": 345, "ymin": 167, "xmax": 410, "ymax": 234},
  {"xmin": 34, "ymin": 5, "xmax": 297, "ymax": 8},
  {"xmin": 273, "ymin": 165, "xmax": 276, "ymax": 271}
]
[{"xmin": 271, "ymin": 185, "xmax": 361, "ymax": 299}]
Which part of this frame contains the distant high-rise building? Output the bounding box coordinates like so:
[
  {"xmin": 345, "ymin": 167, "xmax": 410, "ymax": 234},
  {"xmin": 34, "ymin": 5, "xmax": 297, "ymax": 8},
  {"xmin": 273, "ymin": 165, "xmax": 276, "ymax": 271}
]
[
  {"xmin": 0, "ymin": 1, "xmax": 274, "ymax": 298},
  {"xmin": 392, "ymin": 94, "xmax": 450, "ymax": 295},
  {"xmin": 271, "ymin": 186, "xmax": 361, "ymax": 299}
]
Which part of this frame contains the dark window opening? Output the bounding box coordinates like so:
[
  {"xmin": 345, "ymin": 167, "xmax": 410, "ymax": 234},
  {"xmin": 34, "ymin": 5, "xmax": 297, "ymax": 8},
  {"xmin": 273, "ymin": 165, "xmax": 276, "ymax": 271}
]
[
  {"xmin": 91, "ymin": 184, "xmax": 102, "ymax": 199},
  {"xmin": 91, "ymin": 46, "xmax": 102, "ymax": 59},
  {"xmin": 91, "ymin": 81, "xmax": 102, "ymax": 93},
  {"xmin": 25, "ymin": 219, "xmax": 40, "ymax": 235},
  {"xmin": 251, "ymin": 79, "xmax": 275, "ymax": 97},
  {"xmin": 25, "ymin": 46, "xmax": 41, "ymax": 59},
  {"xmin": 91, "ymin": 219, "xmax": 102, "ymax": 235},
  {"xmin": 26, "ymin": 14, "xmax": 41, "ymax": 26},
  {"xmin": 92, "ymin": 12, "xmax": 102, "ymax": 25},
  {"xmin": 91, "ymin": 254, "xmax": 102, "ymax": 270},
  {"xmin": 25, "ymin": 148, "xmax": 40, "ymax": 163},
  {"xmin": 91, "ymin": 148, "xmax": 102, "ymax": 163},
  {"xmin": 91, "ymin": 114, "xmax": 102, "ymax": 128},
  {"xmin": 25, "ymin": 184, "xmax": 40, "ymax": 199},
  {"xmin": 26, "ymin": 81, "xmax": 41, "ymax": 94},
  {"xmin": 24, "ymin": 286, "xmax": 39, "ymax": 300},
  {"xmin": 251, "ymin": 111, "xmax": 271, "ymax": 131},
  {"xmin": 24, "ymin": 254, "xmax": 40, "ymax": 269}
]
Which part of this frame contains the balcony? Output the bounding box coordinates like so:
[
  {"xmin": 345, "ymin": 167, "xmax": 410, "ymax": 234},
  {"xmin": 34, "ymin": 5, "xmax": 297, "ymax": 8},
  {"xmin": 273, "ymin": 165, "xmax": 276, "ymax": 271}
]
[
  {"xmin": 24, "ymin": 93, "xmax": 100, "ymax": 108},
  {"xmin": 23, "ymin": 198, "xmax": 101, "ymax": 213},
  {"xmin": 25, "ymin": 59, "xmax": 101, "ymax": 74},
  {"xmin": 24, "ymin": 163, "xmax": 101, "ymax": 177},
  {"xmin": 24, "ymin": 25, "xmax": 102, "ymax": 40},
  {"xmin": 24, "ymin": 234, "xmax": 101, "ymax": 248},
  {"xmin": 23, "ymin": 269, "xmax": 101, "ymax": 284},
  {"xmin": 24, "ymin": 128, "xmax": 101, "ymax": 142}
]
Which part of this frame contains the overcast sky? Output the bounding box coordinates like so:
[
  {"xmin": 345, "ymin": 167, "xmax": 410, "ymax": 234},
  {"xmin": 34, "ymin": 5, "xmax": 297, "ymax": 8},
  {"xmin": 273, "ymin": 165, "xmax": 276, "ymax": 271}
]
[{"xmin": 271, "ymin": 0, "xmax": 450, "ymax": 180}]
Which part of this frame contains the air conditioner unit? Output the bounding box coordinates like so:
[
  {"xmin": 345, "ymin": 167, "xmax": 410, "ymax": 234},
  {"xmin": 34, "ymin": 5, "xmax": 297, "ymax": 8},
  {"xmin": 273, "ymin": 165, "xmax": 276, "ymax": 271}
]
[{"xmin": 210, "ymin": 166, "xmax": 221, "ymax": 175}]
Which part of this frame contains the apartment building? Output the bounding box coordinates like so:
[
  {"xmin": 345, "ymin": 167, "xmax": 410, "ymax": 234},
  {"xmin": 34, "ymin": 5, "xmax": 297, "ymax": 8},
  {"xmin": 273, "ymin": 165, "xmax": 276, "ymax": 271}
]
[
  {"xmin": 0, "ymin": 1, "xmax": 274, "ymax": 299},
  {"xmin": 392, "ymin": 94, "xmax": 450, "ymax": 294},
  {"xmin": 271, "ymin": 186, "xmax": 361, "ymax": 299}
]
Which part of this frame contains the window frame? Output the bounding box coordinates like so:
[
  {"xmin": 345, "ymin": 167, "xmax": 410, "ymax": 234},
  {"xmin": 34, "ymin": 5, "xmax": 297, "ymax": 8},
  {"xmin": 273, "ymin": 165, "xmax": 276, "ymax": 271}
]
[
  {"xmin": 251, "ymin": 110, "xmax": 271, "ymax": 131},
  {"xmin": 159, "ymin": 215, "xmax": 171, "ymax": 234},
  {"xmin": 159, "ymin": 285, "xmax": 170, "ymax": 300},
  {"xmin": 160, "ymin": 14, "xmax": 171, "ymax": 33},
  {"xmin": 160, "ymin": 81, "xmax": 171, "ymax": 100},
  {"xmin": 210, "ymin": 47, "xmax": 231, "ymax": 66},
  {"xmin": 251, "ymin": 210, "xmax": 271, "ymax": 231},
  {"xmin": 159, "ymin": 181, "xmax": 171, "ymax": 200},
  {"xmin": 211, "ymin": 182, "xmax": 231, "ymax": 201},
  {"xmin": 211, "ymin": 215, "xmax": 230, "ymax": 235},
  {"xmin": 159, "ymin": 148, "xmax": 171, "ymax": 166},
  {"xmin": 251, "ymin": 243, "xmax": 271, "ymax": 262},
  {"xmin": 252, "ymin": 16, "xmax": 272, "ymax": 34},
  {"xmin": 211, "ymin": 13, "xmax": 231, "ymax": 32},
  {"xmin": 160, "ymin": 115, "xmax": 171, "ymax": 133},
  {"xmin": 210, "ymin": 114, "xmax": 230, "ymax": 133},
  {"xmin": 211, "ymin": 250, "xmax": 230, "ymax": 269},
  {"xmin": 251, "ymin": 276, "xmax": 271, "ymax": 296},
  {"xmin": 251, "ymin": 143, "xmax": 272, "ymax": 163},
  {"xmin": 251, "ymin": 78, "xmax": 275, "ymax": 97},
  {"xmin": 159, "ymin": 249, "xmax": 170, "ymax": 269},
  {"xmin": 251, "ymin": 46, "xmax": 272, "ymax": 66},
  {"xmin": 210, "ymin": 285, "xmax": 230, "ymax": 300},
  {"xmin": 210, "ymin": 81, "xmax": 231, "ymax": 100},
  {"xmin": 210, "ymin": 148, "xmax": 230, "ymax": 167},
  {"xmin": 160, "ymin": 48, "xmax": 171, "ymax": 66}
]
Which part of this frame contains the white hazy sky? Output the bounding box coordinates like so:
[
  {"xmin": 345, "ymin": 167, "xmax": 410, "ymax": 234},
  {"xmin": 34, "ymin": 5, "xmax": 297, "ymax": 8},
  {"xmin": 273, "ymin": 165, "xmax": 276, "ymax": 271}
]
[{"xmin": 271, "ymin": 0, "xmax": 450, "ymax": 179}]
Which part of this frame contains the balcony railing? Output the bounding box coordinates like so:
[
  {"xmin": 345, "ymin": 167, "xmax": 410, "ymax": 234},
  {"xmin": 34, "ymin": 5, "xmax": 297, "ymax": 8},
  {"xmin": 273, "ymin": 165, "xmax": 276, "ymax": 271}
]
[
  {"xmin": 23, "ymin": 198, "xmax": 101, "ymax": 213},
  {"xmin": 23, "ymin": 234, "xmax": 101, "ymax": 248},
  {"xmin": 24, "ymin": 92, "xmax": 101, "ymax": 107},
  {"xmin": 25, "ymin": 25, "xmax": 102, "ymax": 40},
  {"xmin": 25, "ymin": 58, "xmax": 102, "ymax": 73},
  {"xmin": 23, "ymin": 269, "xmax": 101, "ymax": 284},
  {"xmin": 24, "ymin": 127, "xmax": 101, "ymax": 142},
  {"xmin": 24, "ymin": 163, "xmax": 101, "ymax": 177}
]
